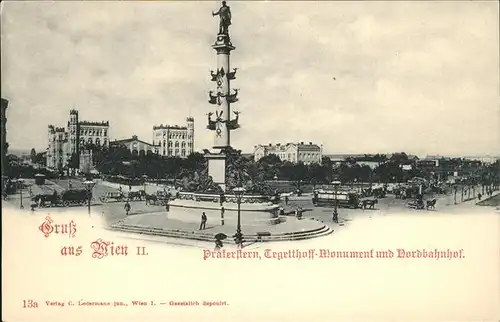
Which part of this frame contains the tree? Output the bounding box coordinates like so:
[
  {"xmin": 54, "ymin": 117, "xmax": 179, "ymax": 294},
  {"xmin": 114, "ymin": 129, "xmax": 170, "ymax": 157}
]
[
  {"xmin": 33, "ymin": 152, "xmax": 47, "ymax": 166},
  {"xmin": 30, "ymin": 148, "xmax": 36, "ymax": 163}
]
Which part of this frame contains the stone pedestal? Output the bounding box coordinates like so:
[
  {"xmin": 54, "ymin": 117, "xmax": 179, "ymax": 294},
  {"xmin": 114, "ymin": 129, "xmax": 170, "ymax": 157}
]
[{"xmin": 204, "ymin": 151, "xmax": 227, "ymax": 192}]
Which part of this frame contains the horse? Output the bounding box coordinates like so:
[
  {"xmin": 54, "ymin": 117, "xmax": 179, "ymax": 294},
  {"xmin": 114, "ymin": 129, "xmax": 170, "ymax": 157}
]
[
  {"xmin": 145, "ymin": 194, "xmax": 157, "ymax": 205},
  {"xmin": 128, "ymin": 190, "xmax": 146, "ymax": 201},
  {"xmin": 426, "ymin": 199, "xmax": 437, "ymax": 210},
  {"xmin": 361, "ymin": 199, "xmax": 378, "ymax": 209}
]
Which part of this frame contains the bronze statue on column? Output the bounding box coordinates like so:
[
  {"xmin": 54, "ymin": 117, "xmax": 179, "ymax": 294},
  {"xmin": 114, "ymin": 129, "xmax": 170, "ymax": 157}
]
[{"xmin": 212, "ymin": 1, "xmax": 232, "ymax": 35}]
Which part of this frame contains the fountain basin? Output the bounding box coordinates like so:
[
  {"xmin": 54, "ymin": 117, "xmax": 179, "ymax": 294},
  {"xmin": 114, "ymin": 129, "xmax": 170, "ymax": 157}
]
[{"xmin": 171, "ymin": 192, "xmax": 279, "ymax": 212}]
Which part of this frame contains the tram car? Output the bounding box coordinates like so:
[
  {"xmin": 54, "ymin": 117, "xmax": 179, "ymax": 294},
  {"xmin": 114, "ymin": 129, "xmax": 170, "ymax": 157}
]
[
  {"xmin": 312, "ymin": 189, "xmax": 361, "ymax": 208},
  {"xmin": 33, "ymin": 189, "xmax": 90, "ymax": 207},
  {"xmin": 59, "ymin": 189, "xmax": 90, "ymax": 207}
]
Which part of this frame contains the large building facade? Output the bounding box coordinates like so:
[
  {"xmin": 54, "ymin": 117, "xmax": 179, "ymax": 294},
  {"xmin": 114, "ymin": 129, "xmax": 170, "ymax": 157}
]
[
  {"xmin": 253, "ymin": 142, "xmax": 323, "ymax": 165},
  {"xmin": 1, "ymin": 98, "xmax": 8, "ymax": 177},
  {"xmin": 110, "ymin": 135, "xmax": 156, "ymax": 156},
  {"xmin": 152, "ymin": 117, "xmax": 194, "ymax": 157},
  {"xmin": 47, "ymin": 109, "xmax": 110, "ymax": 171}
]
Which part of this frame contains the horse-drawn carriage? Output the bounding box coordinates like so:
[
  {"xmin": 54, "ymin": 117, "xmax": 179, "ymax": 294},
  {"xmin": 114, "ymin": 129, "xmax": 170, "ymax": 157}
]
[
  {"xmin": 407, "ymin": 198, "xmax": 436, "ymax": 210},
  {"xmin": 145, "ymin": 191, "xmax": 170, "ymax": 206},
  {"xmin": 128, "ymin": 190, "xmax": 146, "ymax": 201},
  {"xmin": 100, "ymin": 191, "xmax": 126, "ymax": 203},
  {"xmin": 3, "ymin": 178, "xmax": 25, "ymax": 195},
  {"xmin": 359, "ymin": 197, "xmax": 378, "ymax": 209},
  {"xmin": 32, "ymin": 189, "xmax": 90, "ymax": 208}
]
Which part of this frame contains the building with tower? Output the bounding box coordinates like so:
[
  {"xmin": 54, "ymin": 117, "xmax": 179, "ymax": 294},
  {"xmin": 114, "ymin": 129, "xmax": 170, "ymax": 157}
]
[
  {"xmin": 46, "ymin": 109, "xmax": 110, "ymax": 172},
  {"xmin": 1, "ymin": 98, "xmax": 9, "ymax": 178},
  {"xmin": 152, "ymin": 117, "xmax": 195, "ymax": 157}
]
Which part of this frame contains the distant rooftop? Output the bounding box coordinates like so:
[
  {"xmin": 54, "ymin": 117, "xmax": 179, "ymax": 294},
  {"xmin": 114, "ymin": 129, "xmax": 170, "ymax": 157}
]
[
  {"xmin": 255, "ymin": 142, "xmax": 322, "ymax": 150},
  {"xmin": 153, "ymin": 124, "xmax": 188, "ymax": 130},
  {"xmin": 79, "ymin": 120, "xmax": 109, "ymax": 126},
  {"xmin": 111, "ymin": 135, "xmax": 157, "ymax": 147}
]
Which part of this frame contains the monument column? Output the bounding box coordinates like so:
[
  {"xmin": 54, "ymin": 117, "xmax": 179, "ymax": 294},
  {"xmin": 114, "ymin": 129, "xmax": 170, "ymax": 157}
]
[{"xmin": 206, "ymin": 1, "xmax": 240, "ymax": 191}]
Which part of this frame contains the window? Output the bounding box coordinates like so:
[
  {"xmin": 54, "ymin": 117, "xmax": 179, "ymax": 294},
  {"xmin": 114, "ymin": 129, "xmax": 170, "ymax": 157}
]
[
  {"xmin": 103, "ymin": 139, "xmax": 107, "ymax": 146},
  {"xmin": 181, "ymin": 142, "xmax": 186, "ymax": 148},
  {"xmin": 88, "ymin": 138, "xmax": 93, "ymax": 144},
  {"xmin": 175, "ymin": 149, "xmax": 179, "ymax": 155},
  {"xmin": 163, "ymin": 140, "xmax": 166, "ymax": 147},
  {"xmin": 104, "ymin": 130, "xmax": 107, "ymax": 136},
  {"xmin": 168, "ymin": 141, "xmax": 173, "ymax": 147},
  {"xmin": 175, "ymin": 141, "xmax": 179, "ymax": 147},
  {"xmin": 181, "ymin": 150, "xmax": 186, "ymax": 156},
  {"xmin": 95, "ymin": 138, "xmax": 101, "ymax": 146}
]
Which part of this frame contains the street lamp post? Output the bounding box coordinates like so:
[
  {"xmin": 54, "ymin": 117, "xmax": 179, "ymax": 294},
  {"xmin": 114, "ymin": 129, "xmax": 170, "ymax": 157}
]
[
  {"xmin": 83, "ymin": 180, "xmax": 96, "ymax": 216},
  {"xmin": 233, "ymin": 187, "xmax": 246, "ymax": 248},
  {"xmin": 332, "ymin": 180, "xmax": 341, "ymax": 223},
  {"xmin": 19, "ymin": 179, "xmax": 24, "ymax": 209}
]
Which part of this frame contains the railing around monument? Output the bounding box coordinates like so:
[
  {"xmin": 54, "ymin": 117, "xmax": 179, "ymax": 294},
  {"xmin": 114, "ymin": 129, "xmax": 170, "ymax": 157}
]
[{"xmin": 176, "ymin": 191, "xmax": 275, "ymax": 204}]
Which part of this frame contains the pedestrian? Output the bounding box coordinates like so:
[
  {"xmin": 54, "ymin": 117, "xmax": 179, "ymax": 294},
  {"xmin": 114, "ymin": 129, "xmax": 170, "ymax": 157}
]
[
  {"xmin": 215, "ymin": 236, "xmax": 223, "ymax": 250},
  {"xmin": 165, "ymin": 200, "xmax": 170, "ymax": 212},
  {"xmin": 68, "ymin": 180, "xmax": 72, "ymax": 189},
  {"xmin": 30, "ymin": 200, "xmax": 36, "ymax": 212},
  {"xmin": 124, "ymin": 201, "xmax": 131, "ymax": 216},
  {"xmin": 478, "ymin": 192, "xmax": 482, "ymax": 200},
  {"xmin": 296, "ymin": 207, "xmax": 303, "ymax": 220},
  {"xmin": 220, "ymin": 206, "xmax": 225, "ymax": 226},
  {"xmin": 200, "ymin": 212, "xmax": 207, "ymax": 230},
  {"xmin": 333, "ymin": 211, "xmax": 338, "ymax": 224}
]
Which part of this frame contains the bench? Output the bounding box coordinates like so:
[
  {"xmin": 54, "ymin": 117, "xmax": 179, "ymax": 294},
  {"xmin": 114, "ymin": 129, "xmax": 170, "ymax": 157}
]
[{"xmin": 256, "ymin": 232, "xmax": 271, "ymax": 242}]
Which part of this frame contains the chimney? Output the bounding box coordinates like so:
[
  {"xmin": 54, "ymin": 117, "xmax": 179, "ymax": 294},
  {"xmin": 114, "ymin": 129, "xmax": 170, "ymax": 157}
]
[
  {"xmin": 309, "ymin": 142, "xmax": 312, "ymax": 145},
  {"xmin": 300, "ymin": 141, "xmax": 304, "ymax": 145},
  {"xmin": 269, "ymin": 143, "xmax": 271, "ymax": 147}
]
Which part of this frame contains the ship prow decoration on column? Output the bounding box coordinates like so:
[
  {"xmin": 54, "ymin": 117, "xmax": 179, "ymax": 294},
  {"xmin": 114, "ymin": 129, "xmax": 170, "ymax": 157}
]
[{"xmin": 205, "ymin": 0, "xmax": 241, "ymax": 192}]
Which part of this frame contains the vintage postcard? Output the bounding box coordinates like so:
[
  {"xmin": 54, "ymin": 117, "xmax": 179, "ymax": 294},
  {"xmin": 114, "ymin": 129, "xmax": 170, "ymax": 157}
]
[{"xmin": 1, "ymin": 1, "xmax": 499, "ymax": 321}]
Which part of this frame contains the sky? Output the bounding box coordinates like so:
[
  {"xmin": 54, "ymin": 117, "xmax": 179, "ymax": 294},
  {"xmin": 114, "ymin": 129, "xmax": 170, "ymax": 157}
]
[{"xmin": 1, "ymin": 1, "xmax": 499, "ymax": 156}]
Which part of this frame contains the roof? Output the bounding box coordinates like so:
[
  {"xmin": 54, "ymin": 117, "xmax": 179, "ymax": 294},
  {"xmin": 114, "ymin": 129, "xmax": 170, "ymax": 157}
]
[
  {"xmin": 111, "ymin": 137, "xmax": 156, "ymax": 147},
  {"xmin": 153, "ymin": 124, "xmax": 188, "ymax": 130},
  {"xmin": 297, "ymin": 144, "xmax": 321, "ymax": 151},
  {"xmin": 325, "ymin": 154, "xmax": 367, "ymax": 160},
  {"xmin": 79, "ymin": 121, "xmax": 109, "ymax": 126},
  {"xmin": 255, "ymin": 142, "xmax": 321, "ymax": 151}
]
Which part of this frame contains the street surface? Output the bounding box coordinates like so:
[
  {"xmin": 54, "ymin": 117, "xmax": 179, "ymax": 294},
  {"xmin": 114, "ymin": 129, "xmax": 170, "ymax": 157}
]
[{"xmin": 4, "ymin": 178, "xmax": 497, "ymax": 237}]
